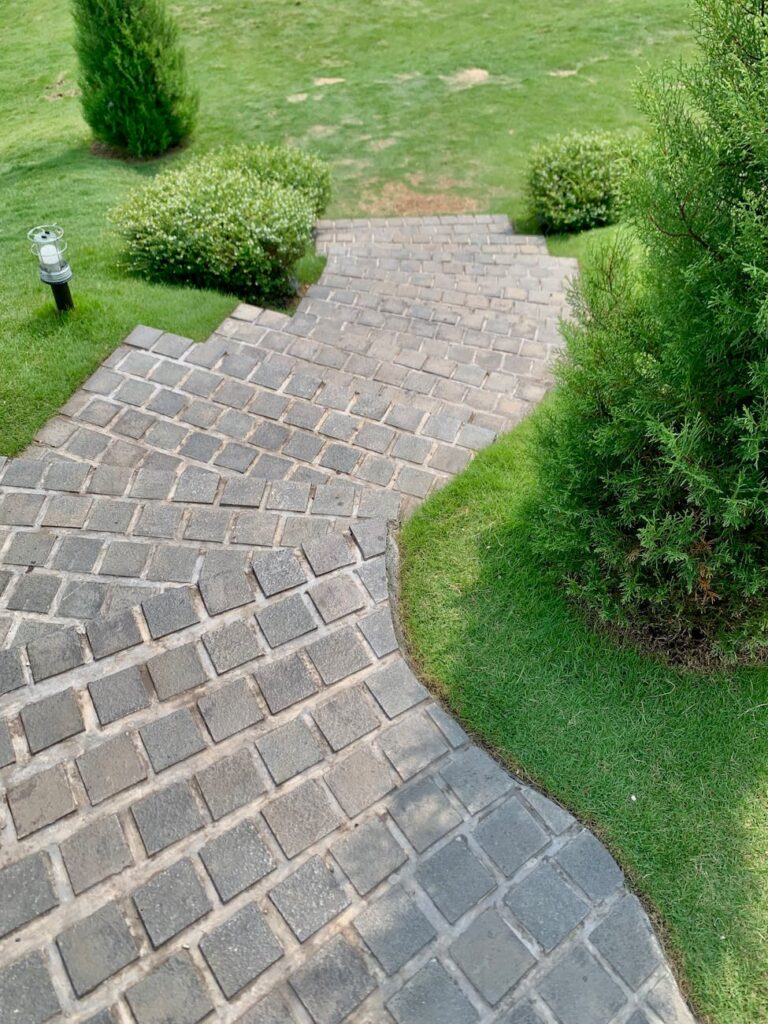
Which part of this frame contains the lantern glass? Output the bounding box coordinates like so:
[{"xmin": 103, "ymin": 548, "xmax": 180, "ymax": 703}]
[{"xmin": 27, "ymin": 225, "xmax": 72, "ymax": 284}]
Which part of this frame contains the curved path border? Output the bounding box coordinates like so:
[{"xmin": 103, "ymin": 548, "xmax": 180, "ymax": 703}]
[{"xmin": 0, "ymin": 217, "xmax": 696, "ymax": 1024}]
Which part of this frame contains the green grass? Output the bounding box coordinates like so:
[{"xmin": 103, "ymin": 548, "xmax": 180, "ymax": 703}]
[
  {"xmin": 399, "ymin": 417, "xmax": 768, "ymax": 1024},
  {"xmin": 0, "ymin": 0, "xmax": 692, "ymax": 455}
]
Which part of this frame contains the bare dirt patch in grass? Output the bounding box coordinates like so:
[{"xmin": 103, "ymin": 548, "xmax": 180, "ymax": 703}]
[
  {"xmin": 286, "ymin": 93, "xmax": 308, "ymax": 103},
  {"xmin": 442, "ymin": 68, "xmax": 490, "ymax": 89},
  {"xmin": 313, "ymin": 77, "xmax": 346, "ymax": 86},
  {"xmin": 369, "ymin": 137, "xmax": 398, "ymax": 151},
  {"xmin": 359, "ymin": 179, "xmax": 481, "ymax": 216}
]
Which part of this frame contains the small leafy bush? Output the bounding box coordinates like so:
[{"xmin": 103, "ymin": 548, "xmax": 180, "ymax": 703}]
[
  {"xmin": 527, "ymin": 130, "xmax": 635, "ymax": 234},
  {"xmin": 532, "ymin": 0, "xmax": 768, "ymax": 662},
  {"xmin": 72, "ymin": 0, "xmax": 198, "ymax": 159},
  {"xmin": 111, "ymin": 146, "xmax": 329, "ymax": 302}
]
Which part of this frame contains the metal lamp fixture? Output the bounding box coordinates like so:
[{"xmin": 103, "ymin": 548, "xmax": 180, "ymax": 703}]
[{"xmin": 27, "ymin": 224, "xmax": 74, "ymax": 312}]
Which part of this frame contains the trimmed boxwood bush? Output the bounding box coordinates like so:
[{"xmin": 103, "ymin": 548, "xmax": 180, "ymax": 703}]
[
  {"xmin": 111, "ymin": 145, "xmax": 330, "ymax": 302},
  {"xmin": 527, "ymin": 130, "xmax": 635, "ymax": 234},
  {"xmin": 532, "ymin": 0, "xmax": 768, "ymax": 662},
  {"xmin": 72, "ymin": 0, "xmax": 198, "ymax": 159}
]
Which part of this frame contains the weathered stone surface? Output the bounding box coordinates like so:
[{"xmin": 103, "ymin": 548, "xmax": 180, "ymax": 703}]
[
  {"xmin": 126, "ymin": 952, "xmax": 213, "ymax": 1024},
  {"xmin": 387, "ymin": 959, "xmax": 478, "ymax": 1024},
  {"xmin": 60, "ymin": 816, "xmax": 132, "ymax": 895},
  {"xmin": 0, "ymin": 952, "xmax": 61, "ymax": 1024},
  {"xmin": 450, "ymin": 908, "xmax": 535, "ymax": 1004},
  {"xmin": 132, "ymin": 858, "xmax": 212, "ymax": 947},
  {"xmin": 200, "ymin": 903, "xmax": 283, "ymax": 998},
  {"xmin": 200, "ymin": 818, "xmax": 276, "ymax": 902},
  {"xmin": 290, "ymin": 935, "xmax": 376, "ymax": 1024},
  {"xmin": 270, "ymin": 855, "xmax": 350, "ymax": 941},
  {"xmin": 355, "ymin": 884, "xmax": 435, "ymax": 975},
  {"xmin": 0, "ymin": 852, "xmax": 58, "ymax": 938},
  {"xmin": 56, "ymin": 901, "xmax": 139, "ymax": 995}
]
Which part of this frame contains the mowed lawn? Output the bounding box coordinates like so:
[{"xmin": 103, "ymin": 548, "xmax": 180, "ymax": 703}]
[
  {"xmin": 0, "ymin": 0, "xmax": 691, "ymax": 455},
  {"xmin": 400, "ymin": 421, "xmax": 768, "ymax": 1024}
]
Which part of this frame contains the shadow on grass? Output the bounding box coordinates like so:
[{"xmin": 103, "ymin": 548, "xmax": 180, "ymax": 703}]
[{"xmin": 399, "ymin": 427, "xmax": 768, "ymax": 1023}]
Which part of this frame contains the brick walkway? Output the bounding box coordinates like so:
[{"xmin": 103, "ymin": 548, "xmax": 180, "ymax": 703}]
[{"xmin": 0, "ymin": 217, "xmax": 695, "ymax": 1024}]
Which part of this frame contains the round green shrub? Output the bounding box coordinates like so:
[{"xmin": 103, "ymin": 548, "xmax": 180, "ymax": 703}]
[
  {"xmin": 527, "ymin": 130, "xmax": 636, "ymax": 234},
  {"xmin": 111, "ymin": 146, "xmax": 327, "ymax": 302},
  {"xmin": 72, "ymin": 0, "xmax": 198, "ymax": 159}
]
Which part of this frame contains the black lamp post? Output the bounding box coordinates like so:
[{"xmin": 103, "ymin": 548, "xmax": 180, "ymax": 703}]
[{"xmin": 28, "ymin": 225, "xmax": 74, "ymax": 312}]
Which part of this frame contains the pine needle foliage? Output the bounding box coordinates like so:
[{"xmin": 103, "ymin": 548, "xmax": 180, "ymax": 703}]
[
  {"xmin": 72, "ymin": 0, "xmax": 198, "ymax": 158},
  {"xmin": 533, "ymin": 0, "xmax": 768, "ymax": 661}
]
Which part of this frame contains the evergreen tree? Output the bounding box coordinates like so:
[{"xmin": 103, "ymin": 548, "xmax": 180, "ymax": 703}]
[
  {"xmin": 72, "ymin": 0, "xmax": 198, "ymax": 158},
  {"xmin": 533, "ymin": 0, "xmax": 768, "ymax": 660}
]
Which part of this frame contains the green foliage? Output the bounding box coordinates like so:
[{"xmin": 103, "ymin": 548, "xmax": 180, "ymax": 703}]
[
  {"xmin": 527, "ymin": 130, "xmax": 636, "ymax": 233},
  {"xmin": 71, "ymin": 0, "xmax": 198, "ymax": 158},
  {"xmin": 533, "ymin": 0, "xmax": 768, "ymax": 660},
  {"xmin": 110, "ymin": 146, "xmax": 327, "ymax": 302}
]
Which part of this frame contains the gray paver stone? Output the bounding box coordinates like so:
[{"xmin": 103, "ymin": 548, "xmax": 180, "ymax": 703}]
[
  {"xmin": 387, "ymin": 777, "xmax": 462, "ymax": 853},
  {"xmin": 198, "ymin": 676, "xmax": 263, "ymax": 742},
  {"xmin": 237, "ymin": 988, "xmax": 297, "ymax": 1023},
  {"xmin": 20, "ymin": 688, "xmax": 84, "ymax": 753},
  {"xmin": 450, "ymin": 908, "xmax": 535, "ymax": 1005},
  {"xmin": 132, "ymin": 858, "xmax": 212, "ymax": 947},
  {"xmin": 270, "ymin": 855, "xmax": 350, "ymax": 941},
  {"xmin": 262, "ymin": 778, "xmax": 341, "ymax": 859},
  {"xmin": 257, "ymin": 718, "xmax": 324, "ymax": 784},
  {"xmin": 332, "ymin": 817, "xmax": 407, "ymax": 895},
  {"xmin": 89, "ymin": 665, "xmax": 151, "ymax": 725},
  {"xmin": 500, "ymin": 1004, "xmax": 546, "ymax": 1024},
  {"xmin": 196, "ymin": 747, "xmax": 266, "ymax": 820},
  {"xmin": 255, "ymin": 652, "xmax": 318, "ymax": 713},
  {"xmin": 199, "ymin": 569, "xmax": 254, "ymax": 615},
  {"xmin": 200, "ymin": 818, "xmax": 276, "ymax": 902},
  {"xmin": 302, "ymin": 534, "xmax": 355, "ymax": 576},
  {"xmin": 6, "ymin": 575, "xmax": 60, "ymax": 614},
  {"xmin": 359, "ymin": 607, "xmax": 398, "ymax": 657},
  {"xmin": 504, "ymin": 861, "xmax": 589, "ymax": 952},
  {"xmin": 0, "ymin": 952, "xmax": 60, "ymax": 1024},
  {"xmin": 7, "ymin": 764, "xmax": 76, "ymax": 837},
  {"xmin": 415, "ymin": 836, "xmax": 495, "ymax": 924},
  {"xmin": 200, "ymin": 903, "xmax": 283, "ymax": 998},
  {"xmin": 350, "ymin": 518, "xmax": 388, "ymax": 559},
  {"xmin": 77, "ymin": 734, "xmax": 147, "ymax": 804},
  {"xmin": 366, "ymin": 658, "xmax": 427, "ymax": 718},
  {"xmin": 441, "ymin": 746, "xmax": 513, "ymax": 814},
  {"xmin": 140, "ymin": 707, "xmax": 207, "ymax": 772},
  {"xmin": 142, "ymin": 587, "xmax": 199, "ymax": 639},
  {"xmin": 289, "ymin": 934, "xmax": 376, "ymax": 1024},
  {"xmin": 125, "ymin": 952, "xmax": 213, "ymax": 1024},
  {"xmin": 380, "ymin": 711, "xmax": 449, "ymax": 780},
  {"xmin": 387, "ymin": 959, "xmax": 478, "ymax": 1024},
  {"xmin": 589, "ymin": 894, "xmax": 662, "ymax": 990},
  {"xmin": 132, "ymin": 780, "xmax": 205, "ymax": 856},
  {"xmin": 257, "ymin": 593, "xmax": 317, "ymax": 648},
  {"xmin": 0, "ymin": 852, "xmax": 58, "ymax": 938},
  {"xmin": 203, "ymin": 618, "xmax": 264, "ymax": 673},
  {"xmin": 310, "ymin": 575, "xmax": 367, "ymax": 623},
  {"xmin": 474, "ymin": 795, "xmax": 550, "ymax": 877},
  {"xmin": 146, "ymin": 642, "xmax": 208, "ymax": 701},
  {"xmin": 27, "ymin": 626, "xmax": 84, "ymax": 682},
  {"xmin": 0, "ymin": 648, "xmax": 26, "ymax": 695},
  {"xmin": 326, "ymin": 744, "xmax": 396, "ymax": 817},
  {"xmin": 312, "ymin": 685, "xmax": 379, "ymax": 750},
  {"xmin": 355, "ymin": 884, "xmax": 436, "ymax": 975},
  {"xmin": 56, "ymin": 901, "xmax": 139, "ymax": 996},
  {"xmin": 252, "ymin": 548, "xmax": 307, "ymax": 596},
  {"xmin": 60, "ymin": 815, "xmax": 132, "ymax": 895},
  {"xmin": 86, "ymin": 608, "xmax": 143, "ymax": 659},
  {"xmin": 0, "ymin": 719, "xmax": 14, "ymax": 768},
  {"xmin": 306, "ymin": 625, "xmax": 371, "ymax": 685},
  {"xmin": 539, "ymin": 945, "xmax": 626, "ymax": 1024},
  {"xmin": 556, "ymin": 830, "xmax": 624, "ymax": 902}
]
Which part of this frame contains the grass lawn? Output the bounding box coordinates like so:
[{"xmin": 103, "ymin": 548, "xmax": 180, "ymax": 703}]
[
  {"xmin": 0, "ymin": 0, "xmax": 692, "ymax": 455},
  {"xmin": 399, "ymin": 418, "xmax": 768, "ymax": 1024}
]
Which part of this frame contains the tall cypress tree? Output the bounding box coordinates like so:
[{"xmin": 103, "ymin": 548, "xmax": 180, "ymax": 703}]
[
  {"xmin": 532, "ymin": 0, "xmax": 768, "ymax": 660},
  {"xmin": 72, "ymin": 0, "xmax": 198, "ymax": 159}
]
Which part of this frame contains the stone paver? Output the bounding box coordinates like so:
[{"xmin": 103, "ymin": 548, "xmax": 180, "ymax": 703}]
[{"xmin": 0, "ymin": 217, "xmax": 693, "ymax": 1024}]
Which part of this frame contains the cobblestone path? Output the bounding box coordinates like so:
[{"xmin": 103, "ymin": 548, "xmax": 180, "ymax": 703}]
[{"xmin": 0, "ymin": 217, "xmax": 695, "ymax": 1024}]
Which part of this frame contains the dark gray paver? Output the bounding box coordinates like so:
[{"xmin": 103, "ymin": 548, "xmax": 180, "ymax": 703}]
[
  {"xmin": 140, "ymin": 707, "xmax": 206, "ymax": 772},
  {"xmin": 203, "ymin": 617, "xmax": 263, "ymax": 673},
  {"xmin": 309, "ymin": 575, "xmax": 367, "ymax": 623},
  {"xmin": 380, "ymin": 711, "xmax": 449, "ymax": 780},
  {"xmin": 263, "ymin": 778, "xmax": 341, "ymax": 859},
  {"xmin": 20, "ymin": 688, "xmax": 84, "ymax": 753},
  {"xmin": 366, "ymin": 658, "xmax": 427, "ymax": 718},
  {"xmin": 326, "ymin": 744, "xmax": 396, "ymax": 817},
  {"xmin": 270, "ymin": 855, "xmax": 350, "ymax": 941},
  {"xmin": 199, "ymin": 568, "xmax": 254, "ymax": 614},
  {"xmin": 253, "ymin": 548, "xmax": 307, "ymax": 595},
  {"xmin": 255, "ymin": 652, "xmax": 318, "ymax": 712},
  {"xmin": 257, "ymin": 593, "xmax": 317, "ymax": 647},
  {"xmin": 474, "ymin": 795, "xmax": 550, "ymax": 877},
  {"xmin": 126, "ymin": 952, "xmax": 213, "ymax": 1024},
  {"xmin": 77, "ymin": 734, "xmax": 147, "ymax": 804},
  {"xmin": 312, "ymin": 685, "xmax": 380, "ymax": 750},
  {"xmin": 86, "ymin": 608, "xmax": 143, "ymax": 659},
  {"xmin": 290, "ymin": 934, "xmax": 376, "ymax": 1024},
  {"xmin": 0, "ymin": 952, "xmax": 60, "ymax": 1024},
  {"xmin": 332, "ymin": 816, "xmax": 407, "ymax": 895},
  {"xmin": 359, "ymin": 607, "xmax": 398, "ymax": 657},
  {"xmin": 450, "ymin": 908, "xmax": 535, "ymax": 1005},
  {"xmin": 387, "ymin": 959, "xmax": 478, "ymax": 1024},
  {"xmin": 142, "ymin": 587, "xmax": 199, "ymax": 639},
  {"xmin": 237, "ymin": 988, "xmax": 297, "ymax": 1024},
  {"xmin": 388, "ymin": 777, "xmax": 462, "ymax": 852},
  {"xmin": 146, "ymin": 641, "xmax": 208, "ymax": 700},
  {"xmin": 306, "ymin": 625, "xmax": 372, "ymax": 684},
  {"xmin": 441, "ymin": 746, "xmax": 513, "ymax": 813},
  {"xmin": 504, "ymin": 862, "xmax": 589, "ymax": 952},
  {"xmin": 355, "ymin": 884, "xmax": 436, "ymax": 975},
  {"xmin": 257, "ymin": 718, "xmax": 324, "ymax": 784},
  {"xmin": 132, "ymin": 858, "xmax": 212, "ymax": 947},
  {"xmin": 200, "ymin": 903, "xmax": 283, "ymax": 998},
  {"xmin": 89, "ymin": 665, "xmax": 151, "ymax": 725},
  {"xmin": 200, "ymin": 818, "xmax": 276, "ymax": 902},
  {"xmin": 56, "ymin": 901, "xmax": 139, "ymax": 995},
  {"xmin": 196, "ymin": 747, "xmax": 266, "ymax": 820},
  {"xmin": 539, "ymin": 945, "xmax": 626, "ymax": 1024},
  {"xmin": 302, "ymin": 533, "xmax": 355, "ymax": 576},
  {"xmin": 198, "ymin": 676, "xmax": 263, "ymax": 741},
  {"xmin": 0, "ymin": 720, "xmax": 14, "ymax": 768},
  {"xmin": 589, "ymin": 895, "xmax": 662, "ymax": 990},
  {"xmin": 0, "ymin": 648, "xmax": 25, "ymax": 695},
  {"xmin": 132, "ymin": 780, "xmax": 205, "ymax": 855},
  {"xmin": 556, "ymin": 830, "xmax": 624, "ymax": 902},
  {"xmin": 7, "ymin": 763, "xmax": 76, "ymax": 837},
  {"xmin": 60, "ymin": 815, "xmax": 132, "ymax": 895},
  {"xmin": 27, "ymin": 626, "xmax": 84, "ymax": 681},
  {"xmin": 415, "ymin": 836, "xmax": 495, "ymax": 924},
  {"xmin": 0, "ymin": 852, "xmax": 58, "ymax": 938}
]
